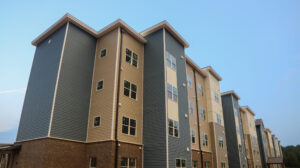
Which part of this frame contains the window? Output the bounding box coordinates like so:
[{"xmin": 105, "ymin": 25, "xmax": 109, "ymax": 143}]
[
  {"xmin": 189, "ymin": 101, "xmax": 193, "ymax": 114},
  {"xmin": 93, "ymin": 117, "xmax": 100, "ymax": 127},
  {"xmin": 192, "ymin": 161, "xmax": 197, "ymax": 168},
  {"xmin": 219, "ymin": 137, "xmax": 224, "ymax": 148},
  {"xmin": 197, "ymin": 84, "xmax": 203, "ymax": 96},
  {"xmin": 100, "ymin": 49, "xmax": 106, "ymax": 58},
  {"xmin": 191, "ymin": 130, "xmax": 196, "ymax": 143},
  {"xmin": 214, "ymin": 92, "xmax": 219, "ymax": 103},
  {"xmin": 187, "ymin": 76, "xmax": 192, "ymax": 88},
  {"xmin": 97, "ymin": 80, "xmax": 104, "ymax": 91},
  {"xmin": 89, "ymin": 157, "xmax": 97, "ymax": 168},
  {"xmin": 126, "ymin": 48, "xmax": 138, "ymax": 67},
  {"xmin": 249, "ymin": 121, "xmax": 252, "ymax": 128},
  {"xmin": 221, "ymin": 162, "xmax": 226, "ymax": 168},
  {"xmin": 202, "ymin": 133, "xmax": 208, "ymax": 146},
  {"xmin": 121, "ymin": 157, "xmax": 136, "ymax": 168},
  {"xmin": 200, "ymin": 107, "xmax": 206, "ymax": 120},
  {"xmin": 166, "ymin": 52, "xmax": 176, "ymax": 70},
  {"xmin": 124, "ymin": 80, "xmax": 137, "ymax": 99},
  {"xmin": 204, "ymin": 162, "xmax": 210, "ymax": 168},
  {"xmin": 217, "ymin": 113, "xmax": 222, "ymax": 125},
  {"xmin": 176, "ymin": 159, "xmax": 186, "ymax": 168},
  {"xmin": 122, "ymin": 117, "xmax": 136, "ymax": 136},
  {"xmin": 168, "ymin": 119, "xmax": 179, "ymax": 137},
  {"xmin": 167, "ymin": 83, "xmax": 178, "ymax": 102},
  {"xmin": 234, "ymin": 107, "xmax": 238, "ymax": 116}
]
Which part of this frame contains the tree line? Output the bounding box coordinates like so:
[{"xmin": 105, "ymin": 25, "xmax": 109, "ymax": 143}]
[{"xmin": 282, "ymin": 145, "xmax": 300, "ymax": 167}]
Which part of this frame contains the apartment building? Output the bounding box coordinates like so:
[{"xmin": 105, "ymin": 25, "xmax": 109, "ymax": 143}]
[
  {"xmin": 221, "ymin": 91, "xmax": 247, "ymax": 168},
  {"xmin": 240, "ymin": 106, "xmax": 262, "ymax": 168},
  {"xmin": 255, "ymin": 119, "xmax": 269, "ymax": 168},
  {"xmin": 185, "ymin": 58, "xmax": 229, "ymax": 168}
]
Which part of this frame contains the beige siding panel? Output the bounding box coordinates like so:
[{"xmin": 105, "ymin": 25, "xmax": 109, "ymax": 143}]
[
  {"xmin": 166, "ymin": 67, "xmax": 177, "ymax": 86},
  {"xmin": 87, "ymin": 28, "xmax": 119, "ymax": 142},
  {"xmin": 117, "ymin": 32, "xmax": 144, "ymax": 145},
  {"xmin": 168, "ymin": 99, "xmax": 179, "ymax": 121}
]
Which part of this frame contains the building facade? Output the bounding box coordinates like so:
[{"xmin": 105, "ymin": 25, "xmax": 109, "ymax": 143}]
[
  {"xmin": 255, "ymin": 119, "xmax": 269, "ymax": 168},
  {"xmin": 240, "ymin": 106, "xmax": 262, "ymax": 168},
  {"xmin": 221, "ymin": 91, "xmax": 248, "ymax": 168}
]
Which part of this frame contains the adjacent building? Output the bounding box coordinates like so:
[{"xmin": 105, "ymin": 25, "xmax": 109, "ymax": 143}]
[
  {"xmin": 221, "ymin": 91, "xmax": 247, "ymax": 168},
  {"xmin": 255, "ymin": 119, "xmax": 269, "ymax": 168},
  {"xmin": 240, "ymin": 106, "xmax": 262, "ymax": 168}
]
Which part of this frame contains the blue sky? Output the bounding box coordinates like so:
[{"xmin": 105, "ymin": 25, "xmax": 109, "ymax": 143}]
[{"xmin": 0, "ymin": 0, "xmax": 299, "ymax": 146}]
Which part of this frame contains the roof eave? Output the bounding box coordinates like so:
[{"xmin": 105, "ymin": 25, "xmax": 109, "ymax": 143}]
[
  {"xmin": 202, "ymin": 66, "xmax": 222, "ymax": 81},
  {"xmin": 221, "ymin": 90, "xmax": 240, "ymax": 100},
  {"xmin": 185, "ymin": 56, "xmax": 207, "ymax": 78}
]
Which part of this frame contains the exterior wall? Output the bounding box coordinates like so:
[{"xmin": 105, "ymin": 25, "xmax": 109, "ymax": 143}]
[
  {"xmin": 192, "ymin": 150, "xmax": 202, "ymax": 168},
  {"xmin": 87, "ymin": 28, "xmax": 120, "ymax": 142},
  {"xmin": 165, "ymin": 30, "xmax": 192, "ymax": 168},
  {"xmin": 265, "ymin": 130, "xmax": 275, "ymax": 157},
  {"xmin": 222, "ymin": 94, "xmax": 247, "ymax": 168},
  {"xmin": 117, "ymin": 31, "xmax": 144, "ymax": 145},
  {"xmin": 50, "ymin": 23, "xmax": 96, "ymax": 141},
  {"xmin": 256, "ymin": 123, "xmax": 269, "ymax": 168},
  {"xmin": 143, "ymin": 29, "xmax": 167, "ymax": 168},
  {"xmin": 16, "ymin": 24, "xmax": 67, "ymax": 142},
  {"xmin": 204, "ymin": 70, "xmax": 228, "ymax": 168}
]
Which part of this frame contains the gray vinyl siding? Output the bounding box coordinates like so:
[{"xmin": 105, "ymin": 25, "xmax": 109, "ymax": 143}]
[
  {"xmin": 222, "ymin": 94, "xmax": 241, "ymax": 168},
  {"xmin": 256, "ymin": 124, "xmax": 268, "ymax": 168},
  {"xmin": 143, "ymin": 29, "xmax": 167, "ymax": 168},
  {"xmin": 16, "ymin": 24, "xmax": 67, "ymax": 141},
  {"xmin": 165, "ymin": 30, "xmax": 192, "ymax": 168},
  {"xmin": 50, "ymin": 23, "xmax": 96, "ymax": 141}
]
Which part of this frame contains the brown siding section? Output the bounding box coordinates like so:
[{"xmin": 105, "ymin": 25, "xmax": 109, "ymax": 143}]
[{"xmin": 192, "ymin": 150, "xmax": 202, "ymax": 168}]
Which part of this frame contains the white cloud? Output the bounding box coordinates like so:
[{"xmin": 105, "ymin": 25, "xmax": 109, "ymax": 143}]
[{"xmin": 0, "ymin": 89, "xmax": 26, "ymax": 132}]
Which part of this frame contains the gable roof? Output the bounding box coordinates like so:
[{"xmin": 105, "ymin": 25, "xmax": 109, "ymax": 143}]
[
  {"xmin": 240, "ymin": 106, "xmax": 255, "ymax": 116},
  {"xmin": 140, "ymin": 20, "xmax": 189, "ymax": 48},
  {"xmin": 185, "ymin": 56, "xmax": 207, "ymax": 78},
  {"xmin": 32, "ymin": 13, "xmax": 146, "ymax": 46}
]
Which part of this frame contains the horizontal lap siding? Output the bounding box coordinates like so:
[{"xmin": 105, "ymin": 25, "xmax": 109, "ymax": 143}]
[
  {"xmin": 16, "ymin": 24, "xmax": 67, "ymax": 141},
  {"xmin": 50, "ymin": 23, "xmax": 96, "ymax": 141}
]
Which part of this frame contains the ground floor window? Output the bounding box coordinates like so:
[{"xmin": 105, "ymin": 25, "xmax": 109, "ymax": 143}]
[
  {"xmin": 192, "ymin": 160, "xmax": 197, "ymax": 168},
  {"xmin": 176, "ymin": 159, "xmax": 186, "ymax": 168},
  {"xmin": 89, "ymin": 157, "xmax": 97, "ymax": 168},
  {"xmin": 221, "ymin": 162, "xmax": 226, "ymax": 168},
  {"xmin": 204, "ymin": 161, "xmax": 210, "ymax": 168},
  {"xmin": 121, "ymin": 157, "xmax": 136, "ymax": 168}
]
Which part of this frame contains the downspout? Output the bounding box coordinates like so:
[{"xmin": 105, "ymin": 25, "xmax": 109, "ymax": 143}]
[
  {"xmin": 114, "ymin": 28, "xmax": 124, "ymax": 168},
  {"xmin": 193, "ymin": 69, "xmax": 204, "ymax": 168}
]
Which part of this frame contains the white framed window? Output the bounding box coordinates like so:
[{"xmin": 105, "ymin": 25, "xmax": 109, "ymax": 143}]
[
  {"xmin": 122, "ymin": 117, "xmax": 136, "ymax": 136},
  {"xmin": 187, "ymin": 76, "xmax": 192, "ymax": 88},
  {"xmin": 93, "ymin": 116, "xmax": 100, "ymax": 127},
  {"xmin": 221, "ymin": 162, "xmax": 226, "ymax": 168},
  {"xmin": 202, "ymin": 133, "xmax": 208, "ymax": 146},
  {"xmin": 217, "ymin": 113, "xmax": 222, "ymax": 125},
  {"xmin": 124, "ymin": 80, "xmax": 137, "ymax": 100},
  {"xmin": 189, "ymin": 101, "xmax": 193, "ymax": 114},
  {"xmin": 176, "ymin": 159, "xmax": 186, "ymax": 168},
  {"xmin": 191, "ymin": 130, "xmax": 196, "ymax": 143},
  {"xmin": 219, "ymin": 137, "xmax": 224, "ymax": 148},
  {"xmin": 204, "ymin": 162, "xmax": 211, "ymax": 168},
  {"xmin": 167, "ymin": 83, "xmax": 178, "ymax": 102},
  {"xmin": 100, "ymin": 48, "xmax": 106, "ymax": 58},
  {"xmin": 121, "ymin": 157, "xmax": 136, "ymax": 168},
  {"xmin": 168, "ymin": 119, "xmax": 179, "ymax": 137},
  {"xmin": 197, "ymin": 83, "xmax": 203, "ymax": 96},
  {"xmin": 89, "ymin": 157, "xmax": 97, "ymax": 168},
  {"xmin": 193, "ymin": 161, "xmax": 197, "ymax": 168},
  {"xmin": 214, "ymin": 92, "xmax": 219, "ymax": 103},
  {"xmin": 200, "ymin": 107, "xmax": 206, "ymax": 120},
  {"xmin": 97, "ymin": 80, "xmax": 104, "ymax": 91},
  {"xmin": 166, "ymin": 52, "xmax": 176, "ymax": 70},
  {"xmin": 126, "ymin": 48, "xmax": 138, "ymax": 68}
]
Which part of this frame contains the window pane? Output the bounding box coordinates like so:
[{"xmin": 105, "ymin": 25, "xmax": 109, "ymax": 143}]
[
  {"xmin": 167, "ymin": 59, "xmax": 171, "ymax": 67},
  {"xmin": 176, "ymin": 159, "xmax": 181, "ymax": 167},
  {"xmin": 171, "ymin": 62, "xmax": 176, "ymax": 70},
  {"xmin": 131, "ymin": 91, "xmax": 137, "ymax": 99},
  {"xmin": 174, "ymin": 121, "xmax": 178, "ymax": 128},
  {"xmin": 131, "ymin": 84, "xmax": 137, "ymax": 92},
  {"xmin": 130, "ymin": 127, "xmax": 136, "ymax": 135},
  {"xmin": 129, "ymin": 158, "xmax": 136, "ymax": 166},
  {"xmin": 182, "ymin": 160, "xmax": 186, "ymax": 167},
  {"xmin": 168, "ymin": 119, "xmax": 173, "ymax": 127},
  {"xmin": 90, "ymin": 157, "xmax": 97, "ymax": 167},
  {"xmin": 126, "ymin": 48, "xmax": 132, "ymax": 55},
  {"xmin": 124, "ymin": 80, "xmax": 130, "ymax": 89},
  {"xmin": 122, "ymin": 117, "xmax": 129, "ymax": 125},
  {"xmin": 124, "ymin": 88, "xmax": 130, "ymax": 97},
  {"xmin": 132, "ymin": 59, "xmax": 138, "ymax": 67},
  {"xmin": 174, "ymin": 128, "xmax": 178, "ymax": 137},
  {"xmin": 133, "ymin": 53, "xmax": 138, "ymax": 60},
  {"xmin": 97, "ymin": 81, "xmax": 103, "ymax": 90},
  {"xmin": 130, "ymin": 119, "xmax": 136, "ymax": 127},
  {"xmin": 122, "ymin": 125, "xmax": 129, "ymax": 134},
  {"xmin": 168, "ymin": 84, "xmax": 173, "ymax": 99},
  {"xmin": 169, "ymin": 127, "xmax": 173, "ymax": 136},
  {"xmin": 121, "ymin": 157, "xmax": 128, "ymax": 166},
  {"xmin": 126, "ymin": 55, "xmax": 131, "ymax": 63},
  {"xmin": 101, "ymin": 49, "xmax": 106, "ymax": 57},
  {"xmin": 173, "ymin": 87, "xmax": 178, "ymax": 102},
  {"xmin": 94, "ymin": 117, "xmax": 100, "ymax": 127}
]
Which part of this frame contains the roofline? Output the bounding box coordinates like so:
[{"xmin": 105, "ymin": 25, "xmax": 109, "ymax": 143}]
[
  {"xmin": 265, "ymin": 128, "xmax": 272, "ymax": 133},
  {"xmin": 240, "ymin": 106, "xmax": 255, "ymax": 116},
  {"xmin": 32, "ymin": 13, "xmax": 146, "ymax": 46},
  {"xmin": 202, "ymin": 66, "xmax": 222, "ymax": 81},
  {"xmin": 185, "ymin": 56, "xmax": 207, "ymax": 78},
  {"xmin": 221, "ymin": 90, "xmax": 240, "ymax": 100},
  {"xmin": 255, "ymin": 119, "xmax": 264, "ymax": 127},
  {"xmin": 140, "ymin": 20, "xmax": 189, "ymax": 48}
]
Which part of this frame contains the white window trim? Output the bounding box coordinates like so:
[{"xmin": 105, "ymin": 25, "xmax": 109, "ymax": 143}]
[
  {"xmin": 125, "ymin": 48, "xmax": 139, "ymax": 69},
  {"xmin": 122, "ymin": 116, "xmax": 137, "ymax": 137},
  {"xmin": 166, "ymin": 51, "xmax": 176, "ymax": 71},
  {"xmin": 175, "ymin": 158, "xmax": 187, "ymax": 168},
  {"xmin": 124, "ymin": 80, "xmax": 138, "ymax": 101}
]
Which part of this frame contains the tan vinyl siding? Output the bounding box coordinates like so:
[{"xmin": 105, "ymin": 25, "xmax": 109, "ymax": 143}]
[
  {"xmin": 117, "ymin": 32, "xmax": 144, "ymax": 145},
  {"xmin": 167, "ymin": 67, "xmax": 179, "ymax": 121},
  {"xmin": 87, "ymin": 28, "xmax": 119, "ymax": 142}
]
